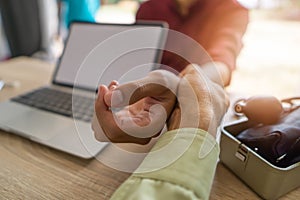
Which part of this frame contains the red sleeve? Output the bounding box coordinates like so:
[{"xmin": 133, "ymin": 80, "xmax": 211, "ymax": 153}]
[
  {"xmin": 204, "ymin": 0, "xmax": 249, "ymax": 72},
  {"xmin": 136, "ymin": 0, "xmax": 249, "ymax": 75},
  {"xmin": 136, "ymin": 1, "xmax": 155, "ymax": 20},
  {"xmin": 136, "ymin": 0, "xmax": 181, "ymax": 29}
]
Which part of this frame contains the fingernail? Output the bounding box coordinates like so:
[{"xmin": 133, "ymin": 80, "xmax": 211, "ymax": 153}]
[
  {"xmin": 111, "ymin": 85, "xmax": 117, "ymax": 90},
  {"xmin": 111, "ymin": 90, "xmax": 123, "ymax": 106}
]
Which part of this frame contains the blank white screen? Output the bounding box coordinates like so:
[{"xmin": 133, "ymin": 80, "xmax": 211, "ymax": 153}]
[{"xmin": 54, "ymin": 23, "xmax": 165, "ymax": 90}]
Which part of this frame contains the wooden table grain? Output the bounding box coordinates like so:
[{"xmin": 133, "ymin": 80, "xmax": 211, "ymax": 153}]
[{"xmin": 0, "ymin": 57, "xmax": 299, "ymax": 199}]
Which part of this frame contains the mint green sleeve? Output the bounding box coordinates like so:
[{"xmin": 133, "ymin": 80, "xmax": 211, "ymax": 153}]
[{"xmin": 110, "ymin": 128, "xmax": 220, "ymax": 200}]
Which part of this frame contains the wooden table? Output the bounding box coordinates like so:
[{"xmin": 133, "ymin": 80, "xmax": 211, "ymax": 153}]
[{"xmin": 0, "ymin": 57, "xmax": 299, "ymax": 199}]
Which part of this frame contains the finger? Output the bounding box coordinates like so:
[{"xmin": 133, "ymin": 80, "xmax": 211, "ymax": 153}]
[
  {"xmin": 108, "ymin": 80, "xmax": 119, "ymax": 90},
  {"xmin": 179, "ymin": 64, "xmax": 199, "ymax": 77},
  {"xmin": 93, "ymin": 85, "xmax": 113, "ymax": 142},
  {"xmin": 95, "ymin": 85, "xmax": 110, "ymax": 110},
  {"xmin": 176, "ymin": 64, "xmax": 219, "ymax": 131},
  {"xmin": 92, "ymin": 113, "xmax": 110, "ymax": 142},
  {"xmin": 115, "ymin": 104, "xmax": 167, "ymax": 138},
  {"xmin": 104, "ymin": 70, "xmax": 180, "ymax": 107},
  {"xmin": 179, "ymin": 67, "xmax": 228, "ymax": 133},
  {"xmin": 176, "ymin": 73, "xmax": 203, "ymax": 129},
  {"xmin": 95, "ymin": 85, "xmax": 153, "ymax": 144}
]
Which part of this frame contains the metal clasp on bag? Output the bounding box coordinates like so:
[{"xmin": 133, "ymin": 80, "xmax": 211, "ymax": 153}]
[{"xmin": 235, "ymin": 144, "xmax": 249, "ymax": 162}]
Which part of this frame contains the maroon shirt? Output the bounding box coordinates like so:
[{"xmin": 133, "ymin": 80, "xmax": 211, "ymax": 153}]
[{"xmin": 136, "ymin": 0, "xmax": 248, "ymax": 73}]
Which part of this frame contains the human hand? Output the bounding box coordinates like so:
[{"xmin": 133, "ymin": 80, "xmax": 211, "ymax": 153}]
[
  {"xmin": 92, "ymin": 70, "xmax": 180, "ymax": 144},
  {"xmin": 168, "ymin": 64, "xmax": 229, "ymax": 138}
]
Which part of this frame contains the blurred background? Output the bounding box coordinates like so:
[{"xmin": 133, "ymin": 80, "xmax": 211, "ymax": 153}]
[{"xmin": 0, "ymin": 0, "xmax": 299, "ymax": 98}]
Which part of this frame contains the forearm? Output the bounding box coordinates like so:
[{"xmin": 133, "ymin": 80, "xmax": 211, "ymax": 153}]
[
  {"xmin": 206, "ymin": 0, "xmax": 249, "ymax": 74},
  {"xmin": 110, "ymin": 128, "xmax": 219, "ymax": 200}
]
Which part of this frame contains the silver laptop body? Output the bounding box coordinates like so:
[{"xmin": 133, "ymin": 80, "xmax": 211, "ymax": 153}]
[{"xmin": 0, "ymin": 22, "xmax": 167, "ymax": 158}]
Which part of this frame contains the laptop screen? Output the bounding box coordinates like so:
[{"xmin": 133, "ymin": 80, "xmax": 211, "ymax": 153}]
[{"xmin": 53, "ymin": 22, "xmax": 167, "ymax": 91}]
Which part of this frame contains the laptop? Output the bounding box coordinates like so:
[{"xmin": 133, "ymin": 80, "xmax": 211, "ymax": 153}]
[{"xmin": 0, "ymin": 21, "xmax": 167, "ymax": 158}]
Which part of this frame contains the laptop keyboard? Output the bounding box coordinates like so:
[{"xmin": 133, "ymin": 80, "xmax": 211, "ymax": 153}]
[{"xmin": 12, "ymin": 87, "xmax": 95, "ymax": 122}]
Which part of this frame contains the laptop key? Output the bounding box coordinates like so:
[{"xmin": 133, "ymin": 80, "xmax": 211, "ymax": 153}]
[{"xmin": 12, "ymin": 87, "xmax": 95, "ymax": 122}]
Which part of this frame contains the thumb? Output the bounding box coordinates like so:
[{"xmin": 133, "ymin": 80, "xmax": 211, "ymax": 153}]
[{"xmin": 104, "ymin": 70, "xmax": 180, "ymax": 107}]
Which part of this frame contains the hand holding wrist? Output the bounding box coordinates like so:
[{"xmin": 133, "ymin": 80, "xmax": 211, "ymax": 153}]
[{"xmin": 167, "ymin": 64, "xmax": 229, "ymax": 137}]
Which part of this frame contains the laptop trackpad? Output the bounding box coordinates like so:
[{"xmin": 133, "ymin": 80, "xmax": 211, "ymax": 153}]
[{"xmin": 2, "ymin": 103, "xmax": 74, "ymax": 141}]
